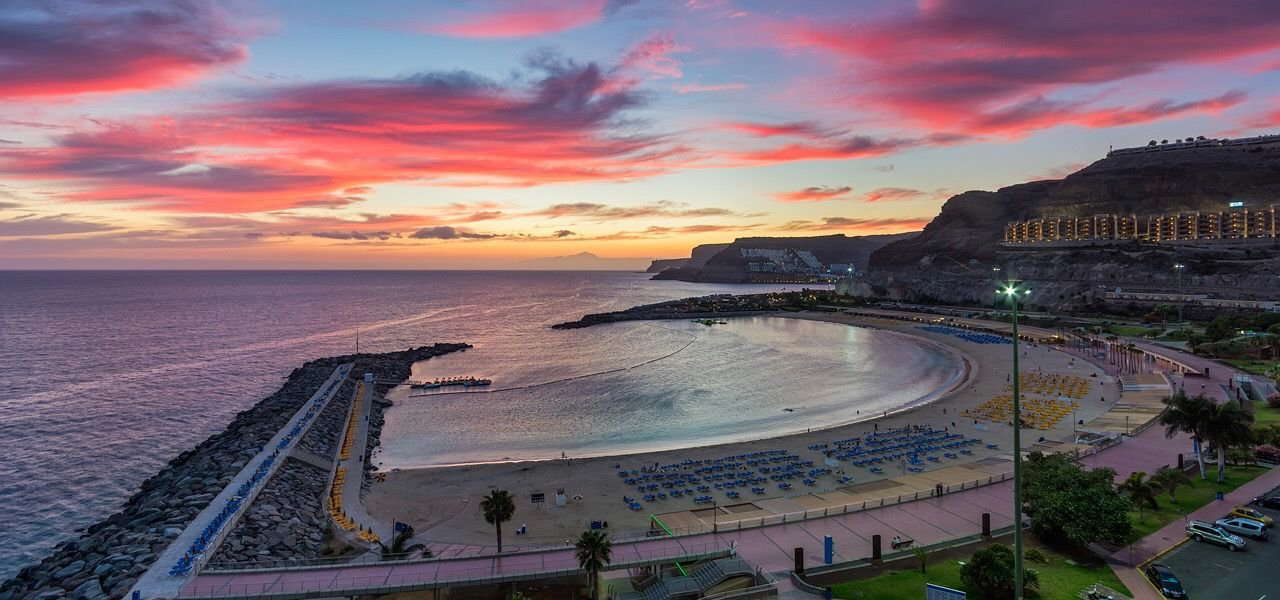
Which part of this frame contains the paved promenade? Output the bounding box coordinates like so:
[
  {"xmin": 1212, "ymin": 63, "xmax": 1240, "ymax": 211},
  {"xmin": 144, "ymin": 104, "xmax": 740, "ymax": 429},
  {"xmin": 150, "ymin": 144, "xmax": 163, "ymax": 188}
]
[
  {"xmin": 329, "ymin": 380, "xmax": 390, "ymax": 543},
  {"xmin": 181, "ymin": 538, "xmax": 732, "ymax": 598},
  {"xmin": 132, "ymin": 364, "xmax": 352, "ymax": 599}
]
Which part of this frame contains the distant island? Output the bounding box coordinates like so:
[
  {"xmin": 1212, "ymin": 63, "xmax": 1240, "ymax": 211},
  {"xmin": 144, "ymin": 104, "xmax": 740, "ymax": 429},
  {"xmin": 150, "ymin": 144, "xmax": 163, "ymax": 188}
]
[{"xmin": 517, "ymin": 251, "xmax": 652, "ymax": 271}]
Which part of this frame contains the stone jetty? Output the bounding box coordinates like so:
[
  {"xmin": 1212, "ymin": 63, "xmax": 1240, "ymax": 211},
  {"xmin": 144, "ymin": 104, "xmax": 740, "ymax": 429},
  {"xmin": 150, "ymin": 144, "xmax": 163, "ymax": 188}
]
[
  {"xmin": 550, "ymin": 290, "xmax": 841, "ymax": 329},
  {"xmin": 0, "ymin": 343, "xmax": 468, "ymax": 600}
]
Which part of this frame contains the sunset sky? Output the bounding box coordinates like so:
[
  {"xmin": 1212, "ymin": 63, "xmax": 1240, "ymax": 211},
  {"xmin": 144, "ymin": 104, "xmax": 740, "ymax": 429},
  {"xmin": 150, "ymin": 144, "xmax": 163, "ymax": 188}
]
[{"xmin": 2, "ymin": 0, "xmax": 1279, "ymax": 268}]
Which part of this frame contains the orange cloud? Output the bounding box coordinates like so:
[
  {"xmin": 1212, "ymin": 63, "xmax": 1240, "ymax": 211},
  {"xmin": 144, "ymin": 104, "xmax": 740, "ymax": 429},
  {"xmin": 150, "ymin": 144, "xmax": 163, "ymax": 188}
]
[
  {"xmin": 779, "ymin": 216, "xmax": 929, "ymax": 233},
  {"xmin": 861, "ymin": 187, "xmax": 925, "ymax": 202}
]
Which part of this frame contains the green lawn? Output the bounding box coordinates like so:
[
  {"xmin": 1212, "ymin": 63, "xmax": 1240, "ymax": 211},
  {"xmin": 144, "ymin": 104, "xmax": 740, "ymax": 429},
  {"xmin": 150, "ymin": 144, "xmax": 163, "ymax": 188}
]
[
  {"xmin": 829, "ymin": 544, "xmax": 1128, "ymax": 600},
  {"xmin": 1224, "ymin": 359, "xmax": 1280, "ymax": 378},
  {"xmin": 1254, "ymin": 404, "xmax": 1280, "ymax": 427},
  {"xmin": 1107, "ymin": 325, "xmax": 1159, "ymax": 338},
  {"xmin": 1127, "ymin": 465, "xmax": 1270, "ymax": 541}
]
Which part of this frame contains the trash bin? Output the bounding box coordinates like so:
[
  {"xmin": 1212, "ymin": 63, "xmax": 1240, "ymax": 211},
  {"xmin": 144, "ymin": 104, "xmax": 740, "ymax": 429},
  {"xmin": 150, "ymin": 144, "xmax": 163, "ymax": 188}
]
[{"xmin": 1216, "ymin": 491, "xmax": 1225, "ymax": 501}]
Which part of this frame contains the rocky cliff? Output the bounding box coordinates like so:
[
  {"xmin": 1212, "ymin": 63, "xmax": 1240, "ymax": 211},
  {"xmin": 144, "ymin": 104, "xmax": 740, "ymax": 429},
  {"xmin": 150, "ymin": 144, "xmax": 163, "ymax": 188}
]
[
  {"xmin": 653, "ymin": 234, "xmax": 915, "ymax": 282},
  {"xmin": 862, "ymin": 143, "xmax": 1280, "ymax": 307},
  {"xmin": 645, "ymin": 243, "xmax": 731, "ymax": 273},
  {"xmin": 872, "ymin": 143, "xmax": 1280, "ymax": 269}
]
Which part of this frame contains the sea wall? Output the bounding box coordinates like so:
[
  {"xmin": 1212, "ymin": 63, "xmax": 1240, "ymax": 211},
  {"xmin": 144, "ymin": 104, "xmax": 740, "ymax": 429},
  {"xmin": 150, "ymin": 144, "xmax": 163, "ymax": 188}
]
[{"xmin": 0, "ymin": 344, "xmax": 469, "ymax": 600}]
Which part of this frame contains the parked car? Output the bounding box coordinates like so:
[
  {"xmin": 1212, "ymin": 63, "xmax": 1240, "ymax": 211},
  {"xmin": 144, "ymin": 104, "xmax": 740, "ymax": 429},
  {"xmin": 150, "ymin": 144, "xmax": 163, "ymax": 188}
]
[
  {"xmin": 1229, "ymin": 505, "xmax": 1274, "ymax": 527},
  {"xmin": 1254, "ymin": 495, "xmax": 1280, "ymax": 510},
  {"xmin": 1144, "ymin": 563, "xmax": 1187, "ymax": 599},
  {"xmin": 1185, "ymin": 520, "xmax": 1246, "ymax": 551},
  {"xmin": 1215, "ymin": 517, "xmax": 1269, "ymax": 540}
]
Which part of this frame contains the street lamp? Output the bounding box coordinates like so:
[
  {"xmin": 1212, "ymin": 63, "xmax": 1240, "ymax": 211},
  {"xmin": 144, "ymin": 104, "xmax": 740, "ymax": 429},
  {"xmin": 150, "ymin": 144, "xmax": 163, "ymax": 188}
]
[
  {"xmin": 997, "ymin": 280, "xmax": 1031, "ymax": 600},
  {"xmin": 1173, "ymin": 263, "xmax": 1186, "ymax": 323}
]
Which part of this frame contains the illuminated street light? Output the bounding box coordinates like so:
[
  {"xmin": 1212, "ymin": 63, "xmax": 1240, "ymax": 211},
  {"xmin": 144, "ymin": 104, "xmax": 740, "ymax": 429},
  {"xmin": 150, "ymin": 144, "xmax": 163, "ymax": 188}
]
[
  {"xmin": 1173, "ymin": 263, "xmax": 1186, "ymax": 322},
  {"xmin": 996, "ymin": 280, "xmax": 1030, "ymax": 600}
]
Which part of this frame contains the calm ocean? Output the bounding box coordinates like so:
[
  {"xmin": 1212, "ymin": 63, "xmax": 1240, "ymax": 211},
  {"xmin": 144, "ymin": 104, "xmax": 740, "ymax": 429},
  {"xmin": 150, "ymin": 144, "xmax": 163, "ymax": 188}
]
[{"xmin": 0, "ymin": 271, "xmax": 957, "ymax": 578}]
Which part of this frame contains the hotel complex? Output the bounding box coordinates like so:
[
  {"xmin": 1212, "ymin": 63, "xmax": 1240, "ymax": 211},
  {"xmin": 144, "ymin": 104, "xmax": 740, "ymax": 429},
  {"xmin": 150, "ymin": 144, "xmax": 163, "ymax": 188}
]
[{"xmin": 1004, "ymin": 204, "xmax": 1279, "ymax": 244}]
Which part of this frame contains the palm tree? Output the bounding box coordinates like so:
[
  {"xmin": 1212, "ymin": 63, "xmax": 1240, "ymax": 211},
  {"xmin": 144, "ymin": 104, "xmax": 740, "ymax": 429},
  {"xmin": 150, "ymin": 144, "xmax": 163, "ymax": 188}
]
[
  {"xmin": 1201, "ymin": 401, "xmax": 1255, "ymax": 482},
  {"xmin": 1152, "ymin": 466, "xmax": 1191, "ymax": 501},
  {"xmin": 575, "ymin": 529, "xmax": 613, "ymax": 600},
  {"xmin": 1119, "ymin": 472, "xmax": 1160, "ymax": 517},
  {"xmin": 481, "ymin": 489, "xmax": 516, "ymax": 554},
  {"xmin": 911, "ymin": 546, "xmax": 929, "ymax": 574},
  {"xmin": 1159, "ymin": 392, "xmax": 1213, "ymax": 479}
]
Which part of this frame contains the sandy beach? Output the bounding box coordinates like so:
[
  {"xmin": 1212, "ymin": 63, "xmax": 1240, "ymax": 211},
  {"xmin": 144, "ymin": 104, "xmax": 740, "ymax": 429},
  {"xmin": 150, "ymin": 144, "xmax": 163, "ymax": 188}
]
[{"xmin": 365, "ymin": 311, "xmax": 1117, "ymax": 549}]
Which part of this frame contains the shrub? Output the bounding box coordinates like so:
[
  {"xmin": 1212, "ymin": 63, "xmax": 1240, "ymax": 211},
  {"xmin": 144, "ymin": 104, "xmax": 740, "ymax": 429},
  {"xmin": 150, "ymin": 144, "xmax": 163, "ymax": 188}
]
[
  {"xmin": 960, "ymin": 544, "xmax": 1039, "ymax": 598},
  {"xmin": 1024, "ymin": 452, "xmax": 1132, "ymax": 548},
  {"xmin": 1025, "ymin": 547, "xmax": 1047, "ymax": 564}
]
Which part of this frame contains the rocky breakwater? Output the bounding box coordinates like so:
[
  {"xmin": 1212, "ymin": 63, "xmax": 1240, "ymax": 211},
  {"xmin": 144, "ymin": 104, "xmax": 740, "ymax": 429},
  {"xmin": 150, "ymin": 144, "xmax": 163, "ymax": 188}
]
[
  {"xmin": 205, "ymin": 458, "xmax": 329, "ymax": 566},
  {"xmin": 296, "ymin": 379, "xmax": 356, "ymax": 459},
  {"xmin": 0, "ymin": 344, "xmax": 469, "ymax": 600},
  {"xmin": 552, "ymin": 294, "xmax": 785, "ymax": 329}
]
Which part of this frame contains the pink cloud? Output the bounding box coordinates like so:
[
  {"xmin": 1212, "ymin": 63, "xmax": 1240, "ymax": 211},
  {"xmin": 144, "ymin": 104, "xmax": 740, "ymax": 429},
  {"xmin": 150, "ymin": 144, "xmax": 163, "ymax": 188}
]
[
  {"xmin": 0, "ymin": 0, "xmax": 251, "ymax": 100},
  {"xmin": 620, "ymin": 33, "xmax": 690, "ymax": 78},
  {"xmin": 771, "ymin": 0, "xmax": 1280, "ymax": 136},
  {"xmin": 720, "ymin": 121, "xmax": 830, "ymax": 138},
  {"xmin": 0, "ymin": 55, "xmax": 685, "ymax": 212},
  {"xmin": 774, "ymin": 185, "xmax": 853, "ymax": 203},
  {"xmin": 674, "ymin": 83, "xmax": 747, "ymax": 94},
  {"xmin": 430, "ymin": 0, "xmax": 608, "ymax": 38}
]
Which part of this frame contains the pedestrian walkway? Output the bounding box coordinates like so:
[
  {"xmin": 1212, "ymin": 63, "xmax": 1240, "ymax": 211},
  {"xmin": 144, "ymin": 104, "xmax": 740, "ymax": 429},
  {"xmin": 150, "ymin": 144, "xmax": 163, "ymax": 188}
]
[
  {"xmin": 326, "ymin": 380, "xmax": 389, "ymax": 544},
  {"xmin": 181, "ymin": 538, "xmax": 733, "ymax": 598}
]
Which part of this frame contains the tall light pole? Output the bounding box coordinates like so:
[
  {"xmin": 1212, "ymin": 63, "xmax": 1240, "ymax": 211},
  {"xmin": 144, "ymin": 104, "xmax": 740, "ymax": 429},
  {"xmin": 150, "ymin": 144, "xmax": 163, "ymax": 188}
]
[
  {"xmin": 998, "ymin": 280, "xmax": 1030, "ymax": 600},
  {"xmin": 1173, "ymin": 263, "xmax": 1186, "ymax": 323}
]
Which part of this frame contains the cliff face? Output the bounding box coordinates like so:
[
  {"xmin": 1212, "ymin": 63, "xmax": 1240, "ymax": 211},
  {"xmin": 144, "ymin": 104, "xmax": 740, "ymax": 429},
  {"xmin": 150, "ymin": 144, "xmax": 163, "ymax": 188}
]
[
  {"xmin": 646, "ymin": 258, "xmax": 688, "ymax": 273},
  {"xmin": 645, "ymin": 243, "xmax": 731, "ymax": 273},
  {"xmin": 872, "ymin": 144, "xmax": 1280, "ymax": 270},
  {"xmin": 653, "ymin": 233, "xmax": 917, "ymax": 282},
  {"xmin": 862, "ymin": 143, "xmax": 1280, "ymax": 307}
]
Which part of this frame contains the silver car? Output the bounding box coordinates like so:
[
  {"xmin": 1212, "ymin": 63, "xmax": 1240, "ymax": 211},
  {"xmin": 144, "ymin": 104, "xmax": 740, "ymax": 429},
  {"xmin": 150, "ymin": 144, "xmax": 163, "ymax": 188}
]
[
  {"xmin": 1215, "ymin": 517, "xmax": 1269, "ymax": 540},
  {"xmin": 1186, "ymin": 520, "xmax": 1246, "ymax": 551}
]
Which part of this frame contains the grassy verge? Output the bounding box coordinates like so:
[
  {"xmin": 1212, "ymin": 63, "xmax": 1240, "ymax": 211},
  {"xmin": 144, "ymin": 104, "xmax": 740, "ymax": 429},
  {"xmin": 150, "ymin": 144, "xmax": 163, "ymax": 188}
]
[
  {"xmin": 1107, "ymin": 325, "xmax": 1159, "ymax": 338},
  {"xmin": 1224, "ymin": 359, "xmax": 1280, "ymax": 378},
  {"xmin": 1254, "ymin": 404, "xmax": 1280, "ymax": 427},
  {"xmin": 829, "ymin": 542, "xmax": 1128, "ymax": 600},
  {"xmin": 1127, "ymin": 465, "xmax": 1270, "ymax": 541}
]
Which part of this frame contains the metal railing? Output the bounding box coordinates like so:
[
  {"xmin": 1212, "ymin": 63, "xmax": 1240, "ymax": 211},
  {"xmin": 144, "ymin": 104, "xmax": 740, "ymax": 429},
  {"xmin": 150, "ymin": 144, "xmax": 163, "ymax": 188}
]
[
  {"xmin": 801, "ymin": 525, "xmax": 1017, "ymax": 579},
  {"xmin": 184, "ymin": 543, "xmax": 734, "ymax": 599}
]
